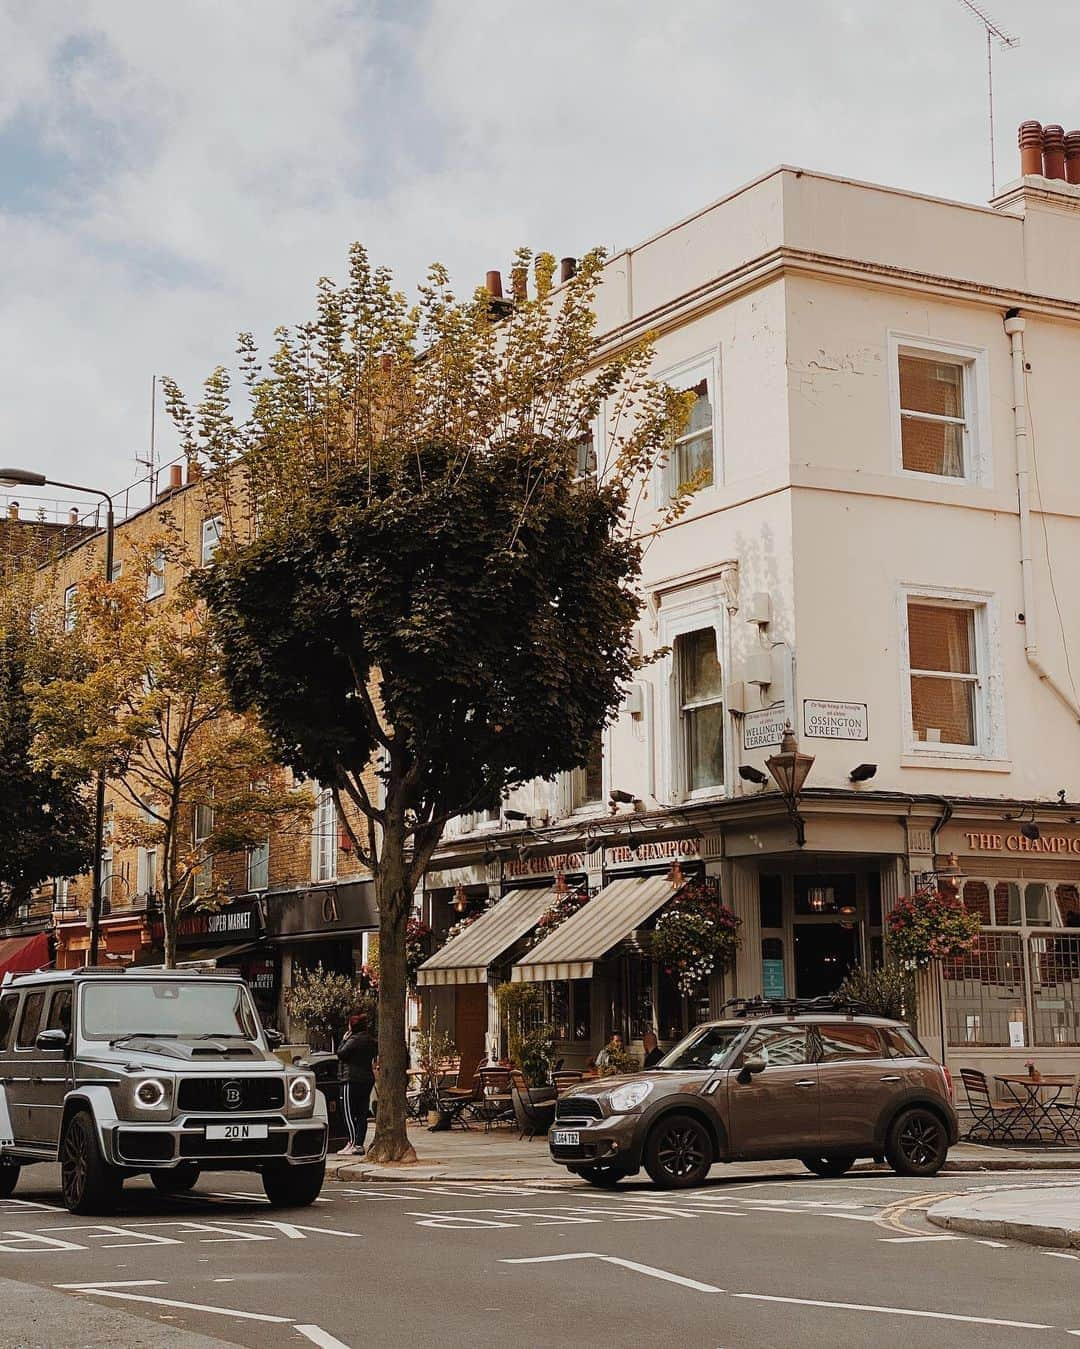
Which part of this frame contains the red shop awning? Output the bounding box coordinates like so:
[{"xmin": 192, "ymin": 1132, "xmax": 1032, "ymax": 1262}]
[{"xmin": 0, "ymin": 932, "xmax": 50, "ymax": 978}]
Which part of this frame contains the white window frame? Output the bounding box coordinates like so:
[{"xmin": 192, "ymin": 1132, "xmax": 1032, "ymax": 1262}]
[
  {"xmin": 311, "ymin": 786, "xmax": 337, "ymax": 883},
  {"xmin": 898, "ymin": 583, "xmax": 1005, "ymax": 762},
  {"xmin": 63, "ymin": 584, "xmax": 77, "ymax": 633},
  {"xmin": 563, "ymin": 728, "xmax": 608, "ymax": 817},
  {"xmin": 137, "ymin": 805, "xmax": 158, "ymax": 898},
  {"xmin": 656, "ymin": 574, "xmax": 733, "ymax": 802},
  {"xmin": 200, "ymin": 515, "xmax": 223, "ymax": 567},
  {"xmin": 247, "ymin": 838, "xmax": 270, "ymax": 892},
  {"xmin": 887, "ymin": 332, "xmax": 991, "ymax": 487},
  {"xmin": 146, "ymin": 547, "xmax": 166, "ymax": 600},
  {"xmin": 193, "ymin": 799, "xmax": 214, "ymax": 898},
  {"xmin": 655, "ymin": 350, "xmax": 721, "ymax": 501}
]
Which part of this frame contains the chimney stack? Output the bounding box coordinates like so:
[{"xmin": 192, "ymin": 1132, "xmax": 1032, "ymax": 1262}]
[
  {"xmin": 7, "ymin": 502, "xmax": 18, "ymax": 521},
  {"xmin": 1043, "ymin": 124, "xmax": 1066, "ymax": 179},
  {"xmin": 1018, "ymin": 121, "xmax": 1044, "ymax": 176},
  {"xmin": 69, "ymin": 508, "xmax": 79, "ymax": 526},
  {"xmin": 1066, "ymin": 131, "xmax": 1080, "ymax": 184},
  {"xmin": 168, "ymin": 464, "xmax": 183, "ymax": 491},
  {"xmin": 559, "ymin": 257, "xmax": 578, "ymax": 284},
  {"xmin": 485, "ymin": 270, "xmax": 504, "ymax": 299}
]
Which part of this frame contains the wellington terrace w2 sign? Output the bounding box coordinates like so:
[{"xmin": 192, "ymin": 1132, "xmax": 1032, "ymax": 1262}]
[{"xmin": 965, "ymin": 831, "xmax": 1080, "ymax": 855}]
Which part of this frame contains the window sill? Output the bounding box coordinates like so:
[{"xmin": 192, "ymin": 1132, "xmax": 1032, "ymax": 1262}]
[{"xmin": 901, "ymin": 752, "xmax": 1012, "ymax": 773}]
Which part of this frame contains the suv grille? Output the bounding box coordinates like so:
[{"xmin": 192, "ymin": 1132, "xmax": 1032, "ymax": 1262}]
[
  {"xmin": 555, "ymin": 1097, "xmax": 603, "ymax": 1122},
  {"xmin": 177, "ymin": 1076, "xmax": 284, "ymax": 1112}
]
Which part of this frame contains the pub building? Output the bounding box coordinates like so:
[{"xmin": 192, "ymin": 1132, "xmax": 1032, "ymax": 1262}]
[{"xmin": 417, "ymin": 791, "xmax": 1080, "ymax": 1086}]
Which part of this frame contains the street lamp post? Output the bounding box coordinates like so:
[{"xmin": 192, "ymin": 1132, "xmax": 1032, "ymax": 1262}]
[
  {"xmin": 765, "ymin": 721, "xmax": 816, "ymax": 848},
  {"xmin": 0, "ymin": 468, "xmax": 115, "ymax": 965}
]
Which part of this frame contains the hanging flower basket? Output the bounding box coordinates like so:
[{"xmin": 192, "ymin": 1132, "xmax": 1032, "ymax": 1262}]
[
  {"xmin": 527, "ymin": 885, "xmax": 591, "ymax": 949},
  {"xmin": 649, "ymin": 880, "xmax": 742, "ymax": 997},
  {"xmin": 887, "ymin": 888, "xmax": 981, "ymax": 969}
]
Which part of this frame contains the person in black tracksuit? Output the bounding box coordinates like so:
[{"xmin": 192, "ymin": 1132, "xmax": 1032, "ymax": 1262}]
[{"xmin": 336, "ymin": 1014, "xmax": 378, "ymax": 1156}]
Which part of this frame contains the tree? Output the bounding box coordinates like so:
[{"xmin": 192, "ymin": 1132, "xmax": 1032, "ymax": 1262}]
[
  {"xmin": 167, "ymin": 245, "xmax": 691, "ymax": 1161},
  {"xmin": 0, "ymin": 576, "xmax": 93, "ymax": 917},
  {"xmin": 31, "ymin": 536, "xmax": 311, "ymax": 967}
]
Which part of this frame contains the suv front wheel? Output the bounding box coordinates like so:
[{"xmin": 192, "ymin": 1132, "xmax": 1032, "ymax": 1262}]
[
  {"xmin": 61, "ymin": 1111, "xmax": 123, "ymax": 1215},
  {"xmin": 0, "ymin": 1161, "xmax": 18, "ymax": 1198},
  {"xmin": 262, "ymin": 1160, "xmax": 325, "ymax": 1207},
  {"xmin": 644, "ymin": 1113, "xmax": 713, "ymax": 1189},
  {"xmin": 885, "ymin": 1107, "xmax": 949, "ymax": 1177}
]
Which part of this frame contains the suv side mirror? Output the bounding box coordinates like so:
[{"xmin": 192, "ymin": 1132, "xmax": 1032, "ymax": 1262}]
[
  {"xmin": 737, "ymin": 1054, "xmax": 767, "ymax": 1085},
  {"xmin": 264, "ymin": 1029, "xmax": 283, "ymax": 1049},
  {"xmin": 36, "ymin": 1028, "xmax": 69, "ymax": 1052}
]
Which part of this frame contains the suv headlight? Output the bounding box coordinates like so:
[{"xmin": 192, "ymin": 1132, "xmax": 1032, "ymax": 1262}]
[
  {"xmin": 606, "ymin": 1081, "xmax": 653, "ymax": 1113},
  {"xmin": 134, "ymin": 1078, "xmax": 167, "ymax": 1109},
  {"xmin": 287, "ymin": 1073, "xmax": 314, "ymax": 1112}
]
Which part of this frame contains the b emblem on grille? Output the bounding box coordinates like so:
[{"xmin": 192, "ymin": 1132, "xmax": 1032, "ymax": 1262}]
[{"xmin": 222, "ymin": 1080, "xmax": 243, "ymax": 1109}]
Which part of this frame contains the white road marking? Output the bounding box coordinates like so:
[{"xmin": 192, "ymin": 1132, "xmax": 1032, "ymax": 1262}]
[
  {"xmin": 878, "ymin": 1235, "xmax": 964, "ymax": 1244},
  {"xmin": 500, "ymin": 1252, "xmax": 722, "ymax": 1293},
  {"xmin": 296, "ymin": 1326, "xmax": 351, "ymax": 1348},
  {"xmin": 731, "ymin": 1292, "xmax": 1053, "ymax": 1330},
  {"xmin": 56, "ymin": 1280, "xmax": 165, "ymax": 1289},
  {"xmin": 1046, "ymin": 1252, "xmax": 1080, "ymax": 1260},
  {"xmin": 57, "ymin": 1282, "xmax": 294, "ymax": 1324}
]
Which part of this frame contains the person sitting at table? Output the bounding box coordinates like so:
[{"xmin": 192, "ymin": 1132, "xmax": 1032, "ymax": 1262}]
[
  {"xmin": 641, "ymin": 1029, "xmax": 663, "ymax": 1068},
  {"xmin": 593, "ymin": 1032, "xmax": 625, "ymax": 1071}
]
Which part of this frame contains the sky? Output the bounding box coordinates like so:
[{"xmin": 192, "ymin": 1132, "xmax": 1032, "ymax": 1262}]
[{"xmin": 0, "ymin": 0, "xmax": 1075, "ymax": 520}]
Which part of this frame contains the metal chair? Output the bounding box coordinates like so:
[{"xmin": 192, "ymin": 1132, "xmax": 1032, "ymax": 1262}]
[
  {"xmin": 959, "ymin": 1068, "xmax": 1021, "ymax": 1142},
  {"xmin": 510, "ymin": 1076, "xmax": 557, "ymax": 1140},
  {"xmin": 476, "ymin": 1067, "xmax": 514, "ymax": 1131},
  {"xmin": 1048, "ymin": 1074, "xmax": 1080, "ymax": 1143},
  {"xmin": 552, "ymin": 1070, "xmax": 584, "ymax": 1096}
]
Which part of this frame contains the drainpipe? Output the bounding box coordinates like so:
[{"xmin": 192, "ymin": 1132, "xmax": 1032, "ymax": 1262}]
[{"xmin": 1003, "ymin": 310, "xmax": 1080, "ymax": 724}]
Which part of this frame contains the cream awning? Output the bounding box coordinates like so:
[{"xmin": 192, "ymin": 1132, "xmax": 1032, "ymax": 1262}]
[
  {"xmin": 511, "ymin": 874, "xmax": 673, "ymax": 982},
  {"xmin": 416, "ymin": 887, "xmax": 555, "ymax": 987}
]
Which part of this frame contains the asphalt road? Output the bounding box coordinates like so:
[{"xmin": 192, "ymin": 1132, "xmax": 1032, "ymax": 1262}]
[{"xmin": 0, "ymin": 1164, "xmax": 1078, "ymax": 1348}]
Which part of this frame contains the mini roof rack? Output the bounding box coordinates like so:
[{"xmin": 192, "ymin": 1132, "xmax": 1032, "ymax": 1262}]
[{"xmin": 723, "ymin": 995, "xmax": 870, "ymax": 1019}]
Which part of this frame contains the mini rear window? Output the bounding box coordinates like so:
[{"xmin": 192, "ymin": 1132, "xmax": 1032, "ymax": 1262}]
[
  {"xmin": 817, "ymin": 1023, "xmax": 883, "ymax": 1061},
  {"xmin": 882, "ymin": 1026, "xmax": 925, "ymax": 1058}
]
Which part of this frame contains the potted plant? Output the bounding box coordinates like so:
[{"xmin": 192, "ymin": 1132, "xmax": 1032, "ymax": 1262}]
[
  {"xmin": 887, "ymin": 886, "xmax": 981, "ymax": 969},
  {"xmin": 649, "ymin": 879, "xmax": 742, "ymax": 998},
  {"xmin": 413, "ymin": 1012, "xmax": 456, "ymax": 1127}
]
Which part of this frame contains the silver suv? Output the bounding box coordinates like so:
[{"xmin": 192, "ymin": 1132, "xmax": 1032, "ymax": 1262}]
[{"xmin": 0, "ymin": 967, "xmax": 327, "ymax": 1214}]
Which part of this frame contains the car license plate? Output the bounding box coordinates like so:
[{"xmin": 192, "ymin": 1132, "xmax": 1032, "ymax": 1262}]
[
  {"xmin": 552, "ymin": 1130, "xmax": 580, "ymax": 1147},
  {"xmin": 205, "ymin": 1123, "xmax": 268, "ymax": 1141}
]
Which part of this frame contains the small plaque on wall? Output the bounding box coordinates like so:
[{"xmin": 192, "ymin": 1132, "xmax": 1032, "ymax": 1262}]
[{"xmin": 803, "ymin": 699, "xmax": 869, "ymax": 741}]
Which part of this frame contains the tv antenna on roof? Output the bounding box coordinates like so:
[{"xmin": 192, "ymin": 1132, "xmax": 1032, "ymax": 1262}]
[
  {"xmin": 956, "ymin": 0, "xmax": 1020, "ymax": 197},
  {"xmin": 134, "ymin": 374, "xmax": 162, "ymax": 504}
]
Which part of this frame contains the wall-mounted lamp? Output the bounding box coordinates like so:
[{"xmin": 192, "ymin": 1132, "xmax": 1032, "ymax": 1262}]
[
  {"xmin": 452, "ymin": 884, "xmax": 469, "ymax": 914},
  {"xmin": 738, "ymin": 765, "xmax": 769, "ymax": 787},
  {"xmin": 765, "ymin": 722, "xmax": 815, "ymax": 848},
  {"xmin": 1004, "ymin": 805, "xmax": 1041, "ymax": 842},
  {"xmin": 849, "ymin": 763, "xmax": 877, "ymax": 783},
  {"xmin": 609, "ymin": 789, "xmax": 635, "ymax": 805},
  {"xmin": 503, "ymin": 809, "xmax": 529, "ymax": 823}
]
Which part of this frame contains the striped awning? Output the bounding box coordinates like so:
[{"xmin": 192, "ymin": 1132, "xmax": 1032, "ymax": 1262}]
[
  {"xmin": 512, "ymin": 874, "xmax": 673, "ymax": 982},
  {"xmin": 416, "ymin": 887, "xmax": 556, "ymax": 987}
]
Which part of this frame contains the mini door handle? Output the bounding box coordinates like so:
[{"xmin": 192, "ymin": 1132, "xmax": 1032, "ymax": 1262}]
[
  {"xmin": 879, "ymin": 1075, "xmax": 902, "ymax": 1083},
  {"xmin": 794, "ymin": 1079, "xmax": 815, "ymax": 1087}
]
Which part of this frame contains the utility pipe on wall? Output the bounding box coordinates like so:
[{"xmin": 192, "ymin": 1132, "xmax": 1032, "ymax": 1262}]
[{"xmin": 1003, "ymin": 309, "xmax": 1080, "ymax": 724}]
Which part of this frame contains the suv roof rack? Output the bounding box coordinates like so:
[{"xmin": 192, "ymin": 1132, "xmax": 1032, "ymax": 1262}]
[{"xmin": 722, "ymin": 995, "xmax": 870, "ymax": 1019}]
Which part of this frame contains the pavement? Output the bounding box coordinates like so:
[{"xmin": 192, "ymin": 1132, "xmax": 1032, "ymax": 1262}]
[
  {"xmin": 3, "ymin": 1163, "xmax": 1080, "ymax": 1346},
  {"xmin": 929, "ymin": 1184, "xmax": 1080, "ymax": 1250},
  {"xmin": 325, "ymin": 1122, "xmax": 1080, "ymax": 1183}
]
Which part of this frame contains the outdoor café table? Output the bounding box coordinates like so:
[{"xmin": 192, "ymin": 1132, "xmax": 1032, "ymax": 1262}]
[{"xmin": 994, "ymin": 1075, "xmax": 1075, "ymax": 1144}]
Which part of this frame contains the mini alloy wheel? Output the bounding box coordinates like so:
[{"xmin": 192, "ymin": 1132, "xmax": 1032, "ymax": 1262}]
[
  {"xmin": 644, "ymin": 1113, "xmax": 712, "ymax": 1189},
  {"xmin": 885, "ymin": 1107, "xmax": 949, "ymax": 1177}
]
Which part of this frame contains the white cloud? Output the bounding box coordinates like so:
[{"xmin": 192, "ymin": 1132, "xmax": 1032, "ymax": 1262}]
[{"xmin": 0, "ymin": 0, "xmax": 1070, "ymax": 515}]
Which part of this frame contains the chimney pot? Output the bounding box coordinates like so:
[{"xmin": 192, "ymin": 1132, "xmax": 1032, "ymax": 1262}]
[
  {"xmin": 1065, "ymin": 131, "xmax": 1080, "ymax": 184},
  {"xmin": 69, "ymin": 508, "xmax": 79, "ymax": 526},
  {"xmin": 559, "ymin": 257, "xmax": 577, "ymax": 283},
  {"xmin": 7, "ymin": 502, "xmax": 18, "ymax": 521},
  {"xmin": 1043, "ymin": 124, "xmax": 1066, "ymax": 180},
  {"xmin": 168, "ymin": 464, "xmax": 183, "ymax": 491},
  {"xmin": 510, "ymin": 266, "xmax": 528, "ymax": 301},
  {"xmin": 1018, "ymin": 120, "xmax": 1044, "ymax": 176},
  {"xmin": 485, "ymin": 270, "xmax": 503, "ymax": 299}
]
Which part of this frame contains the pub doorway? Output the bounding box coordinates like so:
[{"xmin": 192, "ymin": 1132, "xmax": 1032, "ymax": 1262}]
[{"xmin": 793, "ymin": 923, "xmax": 860, "ymax": 998}]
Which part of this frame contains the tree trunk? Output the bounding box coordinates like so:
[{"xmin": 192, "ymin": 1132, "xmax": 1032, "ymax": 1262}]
[
  {"xmin": 162, "ymin": 839, "xmax": 178, "ymax": 970},
  {"xmin": 366, "ymin": 824, "xmax": 417, "ymax": 1164}
]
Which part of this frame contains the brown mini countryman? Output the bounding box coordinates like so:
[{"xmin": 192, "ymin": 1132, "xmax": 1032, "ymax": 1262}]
[{"xmin": 550, "ymin": 1000, "xmax": 958, "ymax": 1188}]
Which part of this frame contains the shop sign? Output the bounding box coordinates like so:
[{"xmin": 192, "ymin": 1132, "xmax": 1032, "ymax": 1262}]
[
  {"xmin": 263, "ymin": 880, "xmax": 378, "ymax": 938},
  {"xmin": 604, "ymin": 838, "xmax": 701, "ymax": 870},
  {"xmin": 154, "ymin": 902, "xmax": 261, "ymax": 947},
  {"xmin": 964, "ymin": 831, "xmax": 1080, "ymax": 855},
  {"xmin": 803, "ymin": 699, "xmax": 868, "ymax": 741},
  {"xmin": 504, "ymin": 851, "xmax": 586, "ymax": 880},
  {"xmin": 762, "ymin": 958, "xmax": 785, "ymax": 999},
  {"xmin": 239, "ymin": 953, "xmax": 279, "ymax": 995},
  {"xmin": 743, "ymin": 704, "xmax": 786, "ymax": 751}
]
